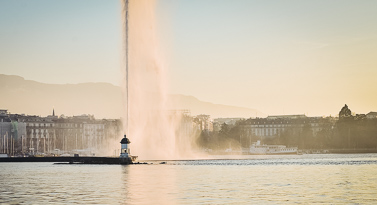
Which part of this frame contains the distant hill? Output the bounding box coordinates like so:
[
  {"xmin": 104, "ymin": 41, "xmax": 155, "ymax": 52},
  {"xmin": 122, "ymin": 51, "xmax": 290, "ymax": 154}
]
[
  {"xmin": 0, "ymin": 74, "xmax": 124, "ymax": 119},
  {"xmin": 167, "ymin": 94, "xmax": 265, "ymax": 118},
  {"xmin": 0, "ymin": 74, "xmax": 264, "ymax": 119}
]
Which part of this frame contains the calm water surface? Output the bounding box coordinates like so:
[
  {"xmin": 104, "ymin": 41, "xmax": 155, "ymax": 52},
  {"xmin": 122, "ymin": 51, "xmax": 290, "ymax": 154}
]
[{"xmin": 1, "ymin": 154, "xmax": 377, "ymax": 204}]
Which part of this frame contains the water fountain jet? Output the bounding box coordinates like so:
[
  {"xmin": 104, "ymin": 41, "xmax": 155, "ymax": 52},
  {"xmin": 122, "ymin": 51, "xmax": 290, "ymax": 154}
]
[{"xmin": 120, "ymin": 0, "xmax": 202, "ymax": 160}]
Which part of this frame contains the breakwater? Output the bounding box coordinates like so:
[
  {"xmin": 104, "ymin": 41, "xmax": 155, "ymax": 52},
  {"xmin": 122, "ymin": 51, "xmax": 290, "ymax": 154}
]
[{"xmin": 0, "ymin": 156, "xmax": 126, "ymax": 164}]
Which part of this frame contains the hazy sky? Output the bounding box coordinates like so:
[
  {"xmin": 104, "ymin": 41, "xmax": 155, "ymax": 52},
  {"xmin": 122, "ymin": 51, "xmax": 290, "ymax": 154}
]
[{"xmin": 1, "ymin": 0, "xmax": 376, "ymax": 117}]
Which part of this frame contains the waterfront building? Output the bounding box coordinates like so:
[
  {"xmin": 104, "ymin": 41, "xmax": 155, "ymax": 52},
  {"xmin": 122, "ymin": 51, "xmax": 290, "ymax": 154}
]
[
  {"xmin": 0, "ymin": 109, "xmax": 7, "ymax": 117},
  {"xmin": 194, "ymin": 114, "xmax": 213, "ymax": 132},
  {"xmin": 266, "ymin": 115, "xmax": 306, "ymax": 120},
  {"xmin": 83, "ymin": 120, "xmax": 105, "ymax": 154},
  {"xmin": 366, "ymin": 112, "xmax": 377, "ymax": 119},
  {"xmin": 24, "ymin": 116, "xmax": 55, "ymax": 155},
  {"xmin": 53, "ymin": 117, "xmax": 84, "ymax": 154},
  {"xmin": 0, "ymin": 110, "xmax": 27, "ymax": 156},
  {"xmin": 239, "ymin": 115, "xmax": 334, "ymax": 140},
  {"xmin": 0, "ymin": 109, "xmax": 122, "ymax": 156}
]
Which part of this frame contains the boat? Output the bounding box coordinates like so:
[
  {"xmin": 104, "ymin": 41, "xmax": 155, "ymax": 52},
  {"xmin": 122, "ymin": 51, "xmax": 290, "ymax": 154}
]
[{"xmin": 249, "ymin": 140, "xmax": 298, "ymax": 155}]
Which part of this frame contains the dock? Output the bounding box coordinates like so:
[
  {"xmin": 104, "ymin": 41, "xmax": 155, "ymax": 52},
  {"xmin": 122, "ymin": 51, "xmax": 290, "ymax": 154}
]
[{"xmin": 0, "ymin": 156, "xmax": 137, "ymax": 164}]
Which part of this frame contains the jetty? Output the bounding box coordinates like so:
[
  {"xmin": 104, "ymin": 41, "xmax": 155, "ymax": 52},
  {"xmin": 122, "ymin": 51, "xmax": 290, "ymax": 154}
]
[{"xmin": 0, "ymin": 156, "xmax": 138, "ymax": 164}]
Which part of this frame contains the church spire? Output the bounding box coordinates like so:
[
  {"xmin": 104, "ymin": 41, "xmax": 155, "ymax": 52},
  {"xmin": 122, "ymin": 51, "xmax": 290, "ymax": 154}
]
[{"xmin": 53, "ymin": 108, "xmax": 55, "ymax": 117}]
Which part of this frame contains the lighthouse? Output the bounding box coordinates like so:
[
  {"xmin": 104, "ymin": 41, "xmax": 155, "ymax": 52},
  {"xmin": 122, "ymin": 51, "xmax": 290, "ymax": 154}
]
[{"xmin": 119, "ymin": 134, "xmax": 132, "ymax": 164}]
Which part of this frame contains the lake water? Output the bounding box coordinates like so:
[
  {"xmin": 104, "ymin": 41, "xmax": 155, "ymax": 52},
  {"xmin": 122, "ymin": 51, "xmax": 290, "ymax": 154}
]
[{"xmin": 1, "ymin": 154, "xmax": 377, "ymax": 204}]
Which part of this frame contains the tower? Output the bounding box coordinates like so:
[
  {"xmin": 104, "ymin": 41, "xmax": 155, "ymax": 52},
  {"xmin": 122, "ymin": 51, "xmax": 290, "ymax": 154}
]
[{"xmin": 120, "ymin": 134, "xmax": 132, "ymax": 164}]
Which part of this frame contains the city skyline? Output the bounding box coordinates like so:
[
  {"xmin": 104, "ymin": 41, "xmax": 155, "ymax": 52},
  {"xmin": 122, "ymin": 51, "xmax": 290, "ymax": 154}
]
[{"xmin": 1, "ymin": 0, "xmax": 376, "ymax": 117}]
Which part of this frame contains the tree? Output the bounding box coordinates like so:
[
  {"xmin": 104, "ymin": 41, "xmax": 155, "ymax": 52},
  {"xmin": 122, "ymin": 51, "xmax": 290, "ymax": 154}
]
[
  {"xmin": 337, "ymin": 104, "xmax": 354, "ymax": 148},
  {"xmin": 339, "ymin": 104, "xmax": 352, "ymax": 119},
  {"xmin": 219, "ymin": 123, "xmax": 230, "ymax": 138}
]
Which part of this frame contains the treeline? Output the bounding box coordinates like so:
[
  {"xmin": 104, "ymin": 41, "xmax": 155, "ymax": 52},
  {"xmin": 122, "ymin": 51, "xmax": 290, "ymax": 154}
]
[
  {"xmin": 196, "ymin": 105, "xmax": 377, "ymax": 150},
  {"xmin": 278, "ymin": 116, "xmax": 377, "ymax": 149}
]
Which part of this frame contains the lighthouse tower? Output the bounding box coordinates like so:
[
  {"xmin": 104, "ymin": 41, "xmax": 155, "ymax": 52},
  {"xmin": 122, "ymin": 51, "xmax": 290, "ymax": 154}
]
[{"xmin": 120, "ymin": 134, "xmax": 132, "ymax": 164}]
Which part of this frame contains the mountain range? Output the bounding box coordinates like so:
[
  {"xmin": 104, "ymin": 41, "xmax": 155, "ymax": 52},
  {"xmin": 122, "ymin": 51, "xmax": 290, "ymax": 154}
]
[{"xmin": 0, "ymin": 74, "xmax": 264, "ymax": 119}]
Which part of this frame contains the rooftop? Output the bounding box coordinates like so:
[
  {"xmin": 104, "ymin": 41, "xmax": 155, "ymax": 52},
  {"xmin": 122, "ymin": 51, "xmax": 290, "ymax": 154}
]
[{"xmin": 267, "ymin": 114, "xmax": 307, "ymax": 119}]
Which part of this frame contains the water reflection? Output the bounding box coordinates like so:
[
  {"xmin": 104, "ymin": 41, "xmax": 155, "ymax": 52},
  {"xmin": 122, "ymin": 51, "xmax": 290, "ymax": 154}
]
[
  {"xmin": 0, "ymin": 163, "xmax": 127, "ymax": 204},
  {"xmin": 122, "ymin": 164, "xmax": 178, "ymax": 204},
  {"xmin": 1, "ymin": 154, "xmax": 377, "ymax": 204}
]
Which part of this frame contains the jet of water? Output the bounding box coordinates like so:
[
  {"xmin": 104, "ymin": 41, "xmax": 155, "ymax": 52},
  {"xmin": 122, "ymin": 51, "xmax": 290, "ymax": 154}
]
[{"xmin": 120, "ymin": 0, "xmax": 202, "ymax": 160}]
